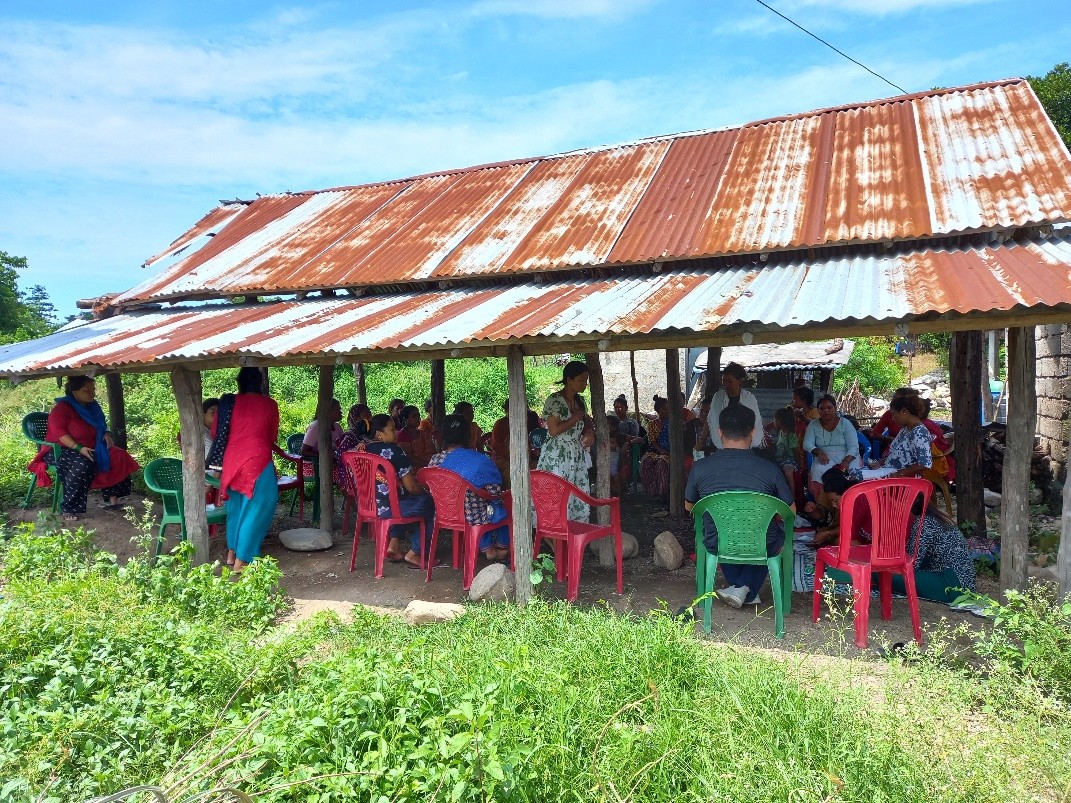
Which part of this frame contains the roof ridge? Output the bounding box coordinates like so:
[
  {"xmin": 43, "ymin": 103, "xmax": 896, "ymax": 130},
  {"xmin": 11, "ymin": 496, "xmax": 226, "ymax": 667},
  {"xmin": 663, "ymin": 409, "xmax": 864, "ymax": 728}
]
[{"xmin": 264, "ymin": 78, "xmax": 1026, "ymax": 199}]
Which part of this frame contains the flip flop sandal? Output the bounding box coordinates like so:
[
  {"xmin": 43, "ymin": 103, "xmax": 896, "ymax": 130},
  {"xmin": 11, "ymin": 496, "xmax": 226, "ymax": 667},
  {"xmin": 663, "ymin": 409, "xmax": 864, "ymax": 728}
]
[
  {"xmin": 385, "ymin": 553, "xmax": 406, "ymax": 563},
  {"xmin": 406, "ymin": 559, "xmax": 444, "ymax": 570}
]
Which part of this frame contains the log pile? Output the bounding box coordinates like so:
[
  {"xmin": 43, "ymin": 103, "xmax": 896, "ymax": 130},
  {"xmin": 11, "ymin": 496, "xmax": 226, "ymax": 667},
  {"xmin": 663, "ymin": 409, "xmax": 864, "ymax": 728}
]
[
  {"xmin": 980, "ymin": 426, "xmax": 1054, "ymax": 493},
  {"xmin": 836, "ymin": 380, "xmax": 873, "ymax": 422}
]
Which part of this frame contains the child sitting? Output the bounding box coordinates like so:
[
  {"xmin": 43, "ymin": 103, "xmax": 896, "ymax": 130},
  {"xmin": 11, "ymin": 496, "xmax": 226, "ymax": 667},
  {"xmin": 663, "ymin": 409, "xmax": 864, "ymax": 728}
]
[{"xmin": 773, "ymin": 407, "xmax": 800, "ymax": 487}]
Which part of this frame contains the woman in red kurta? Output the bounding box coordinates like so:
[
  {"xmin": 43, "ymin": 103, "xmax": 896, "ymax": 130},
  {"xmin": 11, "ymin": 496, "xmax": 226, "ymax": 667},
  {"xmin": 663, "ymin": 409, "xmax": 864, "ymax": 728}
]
[
  {"xmin": 215, "ymin": 367, "xmax": 279, "ymax": 574},
  {"xmin": 29, "ymin": 375, "xmax": 140, "ymax": 521}
]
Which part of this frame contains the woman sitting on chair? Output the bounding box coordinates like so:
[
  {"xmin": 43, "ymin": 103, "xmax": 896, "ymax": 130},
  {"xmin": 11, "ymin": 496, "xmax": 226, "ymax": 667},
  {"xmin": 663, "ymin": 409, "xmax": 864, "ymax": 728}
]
[
  {"xmin": 32, "ymin": 375, "xmax": 140, "ymax": 522},
  {"xmin": 640, "ymin": 395, "xmax": 672, "ymax": 496},
  {"xmin": 850, "ymin": 395, "xmax": 932, "ymax": 481},
  {"xmin": 428, "ymin": 414, "xmax": 510, "ymax": 561}
]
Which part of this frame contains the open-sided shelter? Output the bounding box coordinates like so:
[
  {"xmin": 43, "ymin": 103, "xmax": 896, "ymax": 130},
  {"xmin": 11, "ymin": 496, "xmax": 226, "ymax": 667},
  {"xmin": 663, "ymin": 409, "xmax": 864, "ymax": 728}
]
[{"xmin": 3, "ymin": 78, "xmax": 1070, "ymax": 600}]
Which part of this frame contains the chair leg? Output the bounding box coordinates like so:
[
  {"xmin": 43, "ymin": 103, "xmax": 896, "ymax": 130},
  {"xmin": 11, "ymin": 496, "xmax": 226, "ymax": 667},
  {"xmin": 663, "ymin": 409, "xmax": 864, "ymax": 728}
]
[
  {"xmin": 349, "ymin": 516, "xmax": 362, "ymax": 572},
  {"xmin": 566, "ymin": 539, "xmax": 586, "ymax": 602},
  {"xmin": 373, "ymin": 522, "xmax": 388, "ymax": 579},
  {"xmin": 703, "ymin": 554, "xmax": 719, "ymax": 635},
  {"xmin": 695, "ymin": 542, "xmax": 707, "ymax": 602},
  {"xmin": 812, "ymin": 554, "xmax": 827, "ymax": 622},
  {"xmin": 22, "ymin": 473, "xmax": 36, "ymax": 509},
  {"xmin": 903, "ymin": 567, "xmax": 923, "ymax": 645},
  {"xmin": 52, "ymin": 478, "xmax": 63, "ymax": 515},
  {"xmin": 879, "ymin": 572, "xmax": 893, "ymax": 620},
  {"xmin": 768, "ymin": 558, "xmax": 785, "ymax": 639},
  {"xmin": 463, "ymin": 527, "xmax": 479, "ymax": 591},
  {"xmin": 852, "ymin": 567, "xmax": 872, "ymax": 649},
  {"xmin": 555, "ymin": 541, "xmax": 567, "ymax": 583},
  {"xmin": 426, "ymin": 525, "xmax": 442, "ymax": 583},
  {"xmin": 780, "ymin": 542, "xmax": 793, "ymax": 616}
]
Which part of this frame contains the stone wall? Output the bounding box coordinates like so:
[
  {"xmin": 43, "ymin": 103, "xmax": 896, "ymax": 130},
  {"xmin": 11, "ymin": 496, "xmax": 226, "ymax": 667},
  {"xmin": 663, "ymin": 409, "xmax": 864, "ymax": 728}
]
[{"xmin": 1036, "ymin": 323, "xmax": 1071, "ymax": 506}]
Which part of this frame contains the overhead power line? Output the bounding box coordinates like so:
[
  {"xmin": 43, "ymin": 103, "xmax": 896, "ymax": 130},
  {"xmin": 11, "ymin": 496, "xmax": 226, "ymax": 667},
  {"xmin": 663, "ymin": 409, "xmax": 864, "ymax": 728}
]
[{"xmin": 752, "ymin": 0, "xmax": 908, "ymax": 95}]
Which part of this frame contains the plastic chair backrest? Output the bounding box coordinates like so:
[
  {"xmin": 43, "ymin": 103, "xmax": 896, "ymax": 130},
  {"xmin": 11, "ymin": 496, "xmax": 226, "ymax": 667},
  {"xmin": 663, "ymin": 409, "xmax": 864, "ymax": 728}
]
[
  {"xmin": 286, "ymin": 433, "xmax": 304, "ymax": 454},
  {"xmin": 143, "ymin": 457, "xmax": 185, "ymax": 521},
  {"xmin": 416, "ymin": 467, "xmax": 472, "ymax": 528},
  {"xmin": 691, "ymin": 491, "xmax": 793, "ymax": 562},
  {"xmin": 838, "ymin": 478, "xmax": 931, "ymax": 569},
  {"xmin": 529, "ymin": 470, "xmax": 575, "ymax": 536},
  {"xmin": 22, "ymin": 412, "xmax": 50, "ymax": 445},
  {"xmin": 341, "ymin": 450, "xmax": 404, "ymax": 519}
]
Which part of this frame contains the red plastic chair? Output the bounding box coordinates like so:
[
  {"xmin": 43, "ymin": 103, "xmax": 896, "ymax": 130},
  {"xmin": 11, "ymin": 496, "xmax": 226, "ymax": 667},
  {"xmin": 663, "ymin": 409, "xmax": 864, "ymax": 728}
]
[
  {"xmin": 530, "ymin": 470, "xmax": 623, "ymax": 602},
  {"xmin": 417, "ymin": 467, "xmax": 513, "ymax": 588},
  {"xmin": 811, "ymin": 478, "xmax": 932, "ymax": 649},
  {"xmin": 340, "ymin": 451, "xmax": 427, "ymax": 579},
  {"xmin": 272, "ymin": 444, "xmax": 305, "ymax": 519}
]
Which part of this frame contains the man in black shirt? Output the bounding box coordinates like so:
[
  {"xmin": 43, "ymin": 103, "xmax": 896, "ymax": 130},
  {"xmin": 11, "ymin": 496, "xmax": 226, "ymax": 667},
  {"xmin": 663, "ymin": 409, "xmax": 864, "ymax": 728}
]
[{"xmin": 684, "ymin": 404, "xmax": 794, "ymax": 608}]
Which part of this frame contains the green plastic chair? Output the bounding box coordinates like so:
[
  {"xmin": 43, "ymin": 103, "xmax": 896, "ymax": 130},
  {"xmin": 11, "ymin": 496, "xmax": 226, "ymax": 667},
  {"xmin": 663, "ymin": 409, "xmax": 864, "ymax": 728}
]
[
  {"xmin": 692, "ymin": 491, "xmax": 795, "ymax": 639},
  {"xmin": 284, "ymin": 433, "xmax": 311, "ymax": 517},
  {"xmin": 143, "ymin": 457, "xmax": 227, "ymax": 555},
  {"xmin": 21, "ymin": 412, "xmax": 62, "ymax": 513}
]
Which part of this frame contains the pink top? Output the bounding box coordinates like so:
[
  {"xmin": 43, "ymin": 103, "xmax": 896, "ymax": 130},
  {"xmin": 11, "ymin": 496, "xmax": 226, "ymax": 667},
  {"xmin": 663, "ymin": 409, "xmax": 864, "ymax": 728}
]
[{"xmin": 219, "ymin": 393, "xmax": 279, "ymax": 500}]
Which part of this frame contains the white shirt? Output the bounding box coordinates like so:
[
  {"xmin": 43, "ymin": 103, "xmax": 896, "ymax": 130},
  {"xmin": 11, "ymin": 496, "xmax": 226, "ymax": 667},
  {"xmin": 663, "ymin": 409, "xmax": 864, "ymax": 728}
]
[{"xmin": 706, "ymin": 389, "xmax": 764, "ymax": 449}]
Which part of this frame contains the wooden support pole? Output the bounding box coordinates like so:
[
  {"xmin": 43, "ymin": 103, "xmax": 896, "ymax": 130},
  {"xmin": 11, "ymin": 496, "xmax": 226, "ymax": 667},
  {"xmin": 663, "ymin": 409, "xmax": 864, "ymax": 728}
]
[
  {"xmin": 950, "ymin": 331, "xmax": 986, "ymax": 538},
  {"xmin": 586, "ymin": 352, "xmax": 610, "ymax": 524},
  {"xmin": 507, "ymin": 347, "xmax": 533, "ymax": 605},
  {"xmin": 260, "ymin": 367, "xmax": 270, "ymax": 397},
  {"xmin": 170, "ymin": 367, "xmax": 210, "ymax": 565},
  {"xmin": 431, "ymin": 359, "xmax": 446, "ymax": 433},
  {"xmin": 317, "ymin": 365, "xmax": 335, "ymax": 534},
  {"xmin": 104, "ymin": 372, "xmax": 127, "ymax": 449},
  {"xmin": 353, "ymin": 363, "xmax": 367, "ymax": 407},
  {"xmin": 1059, "ymin": 420, "xmax": 1071, "ymax": 599},
  {"xmin": 629, "ymin": 350, "xmax": 642, "ymax": 429},
  {"xmin": 1000, "ymin": 326, "xmax": 1036, "ymax": 596},
  {"xmin": 666, "ymin": 349, "xmax": 684, "ymax": 516},
  {"xmin": 705, "ymin": 346, "xmax": 722, "ymax": 398}
]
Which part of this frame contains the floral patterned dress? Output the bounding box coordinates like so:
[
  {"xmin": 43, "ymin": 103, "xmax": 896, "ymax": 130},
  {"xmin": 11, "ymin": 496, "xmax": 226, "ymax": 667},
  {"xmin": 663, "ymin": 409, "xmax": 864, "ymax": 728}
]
[{"xmin": 535, "ymin": 392, "xmax": 589, "ymax": 521}]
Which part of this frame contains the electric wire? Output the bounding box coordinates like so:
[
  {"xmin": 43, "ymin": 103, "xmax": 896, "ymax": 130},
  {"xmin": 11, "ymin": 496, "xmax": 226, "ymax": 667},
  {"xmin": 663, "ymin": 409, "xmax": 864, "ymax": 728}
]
[{"xmin": 752, "ymin": 0, "xmax": 908, "ymax": 94}]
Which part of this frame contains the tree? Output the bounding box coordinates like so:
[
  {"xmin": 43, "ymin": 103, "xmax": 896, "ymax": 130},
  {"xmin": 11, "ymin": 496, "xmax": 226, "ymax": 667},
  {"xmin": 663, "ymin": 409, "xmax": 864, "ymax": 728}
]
[
  {"xmin": 0, "ymin": 251, "xmax": 59, "ymax": 345},
  {"xmin": 1029, "ymin": 62, "xmax": 1071, "ymax": 149}
]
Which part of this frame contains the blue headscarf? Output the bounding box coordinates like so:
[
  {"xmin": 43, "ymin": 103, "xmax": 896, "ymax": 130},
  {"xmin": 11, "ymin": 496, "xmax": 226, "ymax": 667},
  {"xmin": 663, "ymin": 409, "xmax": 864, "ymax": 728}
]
[{"xmin": 58, "ymin": 394, "xmax": 111, "ymax": 471}]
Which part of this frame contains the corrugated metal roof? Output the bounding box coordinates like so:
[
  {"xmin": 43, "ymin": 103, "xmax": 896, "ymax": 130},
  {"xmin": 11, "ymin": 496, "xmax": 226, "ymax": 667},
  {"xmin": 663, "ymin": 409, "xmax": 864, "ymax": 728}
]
[
  {"xmin": 693, "ymin": 340, "xmax": 856, "ymax": 372},
  {"xmin": 7, "ymin": 234, "xmax": 1071, "ymax": 379},
  {"xmin": 111, "ymin": 79, "xmax": 1071, "ymax": 307}
]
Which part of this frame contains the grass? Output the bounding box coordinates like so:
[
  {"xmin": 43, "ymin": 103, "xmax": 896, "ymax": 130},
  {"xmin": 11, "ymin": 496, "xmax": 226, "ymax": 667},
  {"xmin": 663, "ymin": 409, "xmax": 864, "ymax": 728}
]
[{"xmin": 1, "ymin": 520, "xmax": 1069, "ymax": 803}]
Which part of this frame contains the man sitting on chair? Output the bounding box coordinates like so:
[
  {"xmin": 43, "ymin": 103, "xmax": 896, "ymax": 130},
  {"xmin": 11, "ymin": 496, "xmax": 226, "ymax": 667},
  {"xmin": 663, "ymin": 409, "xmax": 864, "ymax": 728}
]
[{"xmin": 684, "ymin": 404, "xmax": 795, "ymax": 609}]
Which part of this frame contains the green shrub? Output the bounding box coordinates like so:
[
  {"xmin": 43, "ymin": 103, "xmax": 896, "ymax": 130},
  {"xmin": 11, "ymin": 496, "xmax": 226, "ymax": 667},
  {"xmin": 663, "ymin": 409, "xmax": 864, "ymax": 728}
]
[{"xmin": 833, "ymin": 337, "xmax": 906, "ymax": 397}]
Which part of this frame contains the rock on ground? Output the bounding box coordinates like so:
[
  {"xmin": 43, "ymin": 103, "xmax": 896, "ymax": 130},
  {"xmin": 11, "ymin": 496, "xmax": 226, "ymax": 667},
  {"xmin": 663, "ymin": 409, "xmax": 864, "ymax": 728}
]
[
  {"xmin": 279, "ymin": 528, "xmax": 334, "ymax": 551},
  {"xmin": 589, "ymin": 531, "xmax": 639, "ymax": 566},
  {"xmin": 469, "ymin": 563, "xmax": 516, "ymax": 602},
  {"xmin": 404, "ymin": 600, "xmax": 466, "ymax": 625},
  {"xmin": 983, "ymin": 489, "xmax": 1002, "ymax": 508},
  {"xmin": 653, "ymin": 531, "xmax": 685, "ymax": 570}
]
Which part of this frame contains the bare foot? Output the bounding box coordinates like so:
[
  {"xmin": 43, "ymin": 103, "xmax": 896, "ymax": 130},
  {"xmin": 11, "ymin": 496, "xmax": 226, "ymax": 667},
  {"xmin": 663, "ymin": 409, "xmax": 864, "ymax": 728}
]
[
  {"xmin": 232, "ymin": 557, "xmax": 246, "ymax": 575},
  {"xmin": 403, "ymin": 550, "xmax": 422, "ymax": 568}
]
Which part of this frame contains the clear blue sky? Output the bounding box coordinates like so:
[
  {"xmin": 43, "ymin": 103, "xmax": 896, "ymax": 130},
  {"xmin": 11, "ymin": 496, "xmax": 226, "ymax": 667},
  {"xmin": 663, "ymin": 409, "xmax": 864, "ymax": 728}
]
[{"xmin": 1, "ymin": 0, "xmax": 1068, "ymax": 318}]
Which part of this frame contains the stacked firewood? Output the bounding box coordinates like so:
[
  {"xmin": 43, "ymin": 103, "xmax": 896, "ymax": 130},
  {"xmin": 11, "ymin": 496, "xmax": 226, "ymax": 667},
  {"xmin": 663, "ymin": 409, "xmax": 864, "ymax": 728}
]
[
  {"xmin": 836, "ymin": 380, "xmax": 873, "ymax": 422},
  {"xmin": 980, "ymin": 427, "xmax": 1054, "ymax": 493}
]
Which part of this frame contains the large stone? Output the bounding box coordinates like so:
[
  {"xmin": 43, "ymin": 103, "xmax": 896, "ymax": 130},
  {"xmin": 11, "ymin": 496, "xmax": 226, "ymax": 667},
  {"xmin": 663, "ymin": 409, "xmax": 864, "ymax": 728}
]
[
  {"xmin": 404, "ymin": 600, "xmax": 466, "ymax": 625},
  {"xmin": 469, "ymin": 563, "xmax": 516, "ymax": 602},
  {"xmin": 653, "ymin": 531, "xmax": 685, "ymax": 571},
  {"xmin": 983, "ymin": 488, "xmax": 1002, "ymax": 508},
  {"xmin": 589, "ymin": 531, "xmax": 640, "ymax": 566},
  {"xmin": 279, "ymin": 527, "xmax": 334, "ymax": 552}
]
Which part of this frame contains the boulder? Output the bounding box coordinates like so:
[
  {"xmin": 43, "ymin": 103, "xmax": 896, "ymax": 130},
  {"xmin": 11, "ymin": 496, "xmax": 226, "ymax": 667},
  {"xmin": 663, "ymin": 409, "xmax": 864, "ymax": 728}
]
[
  {"xmin": 279, "ymin": 527, "xmax": 334, "ymax": 552},
  {"xmin": 404, "ymin": 600, "xmax": 466, "ymax": 625},
  {"xmin": 589, "ymin": 531, "xmax": 640, "ymax": 566},
  {"xmin": 653, "ymin": 531, "xmax": 684, "ymax": 571},
  {"xmin": 983, "ymin": 489, "xmax": 1002, "ymax": 508},
  {"xmin": 469, "ymin": 563, "xmax": 516, "ymax": 602}
]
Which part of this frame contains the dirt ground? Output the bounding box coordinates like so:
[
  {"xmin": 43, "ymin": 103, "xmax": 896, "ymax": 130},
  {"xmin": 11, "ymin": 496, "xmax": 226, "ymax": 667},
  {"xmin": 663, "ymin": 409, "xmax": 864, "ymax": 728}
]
[{"xmin": 6, "ymin": 488, "xmax": 995, "ymax": 657}]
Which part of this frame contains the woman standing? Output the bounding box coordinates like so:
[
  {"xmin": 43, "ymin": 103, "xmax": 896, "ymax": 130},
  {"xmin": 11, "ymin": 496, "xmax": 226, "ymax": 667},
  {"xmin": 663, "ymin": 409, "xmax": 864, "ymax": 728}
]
[
  {"xmin": 640, "ymin": 395, "xmax": 672, "ymax": 496},
  {"xmin": 33, "ymin": 375, "xmax": 140, "ymax": 522},
  {"xmin": 852, "ymin": 395, "xmax": 932, "ymax": 480},
  {"xmin": 536, "ymin": 360, "xmax": 594, "ymax": 521},
  {"xmin": 216, "ymin": 367, "xmax": 279, "ymax": 574},
  {"xmin": 429, "ymin": 414, "xmax": 510, "ymax": 561},
  {"xmin": 803, "ymin": 394, "xmax": 861, "ymax": 496}
]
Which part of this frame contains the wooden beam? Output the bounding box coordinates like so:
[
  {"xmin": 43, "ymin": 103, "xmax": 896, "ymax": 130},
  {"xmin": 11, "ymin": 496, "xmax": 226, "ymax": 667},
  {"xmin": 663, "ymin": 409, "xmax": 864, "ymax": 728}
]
[
  {"xmin": 430, "ymin": 359, "xmax": 446, "ymax": 433},
  {"xmin": 1000, "ymin": 326, "xmax": 1036, "ymax": 596},
  {"xmin": 586, "ymin": 352, "xmax": 610, "ymax": 524},
  {"xmin": 507, "ymin": 347, "xmax": 533, "ymax": 605},
  {"xmin": 170, "ymin": 367, "xmax": 210, "ymax": 565},
  {"xmin": 104, "ymin": 372, "xmax": 127, "ymax": 449},
  {"xmin": 666, "ymin": 349, "xmax": 684, "ymax": 516},
  {"xmin": 317, "ymin": 365, "xmax": 335, "ymax": 534},
  {"xmin": 353, "ymin": 363, "xmax": 367, "ymax": 406},
  {"xmin": 1060, "ymin": 420, "xmax": 1071, "ymax": 599},
  {"xmin": 950, "ymin": 331, "xmax": 986, "ymax": 538},
  {"xmin": 705, "ymin": 346, "xmax": 722, "ymax": 398}
]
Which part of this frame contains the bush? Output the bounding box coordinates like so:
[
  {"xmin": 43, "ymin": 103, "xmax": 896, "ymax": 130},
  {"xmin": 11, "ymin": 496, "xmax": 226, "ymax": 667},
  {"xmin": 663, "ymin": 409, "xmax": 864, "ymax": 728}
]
[{"xmin": 833, "ymin": 337, "xmax": 906, "ymax": 397}]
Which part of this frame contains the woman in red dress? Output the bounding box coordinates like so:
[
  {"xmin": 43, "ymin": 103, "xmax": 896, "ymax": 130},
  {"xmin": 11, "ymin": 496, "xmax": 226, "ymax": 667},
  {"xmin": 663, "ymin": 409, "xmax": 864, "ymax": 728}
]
[{"xmin": 31, "ymin": 375, "xmax": 139, "ymax": 521}]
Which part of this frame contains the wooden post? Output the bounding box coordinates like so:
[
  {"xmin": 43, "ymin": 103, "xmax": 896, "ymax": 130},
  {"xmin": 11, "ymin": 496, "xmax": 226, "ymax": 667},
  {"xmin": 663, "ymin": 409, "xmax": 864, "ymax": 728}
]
[
  {"xmin": 353, "ymin": 363, "xmax": 367, "ymax": 406},
  {"xmin": 260, "ymin": 367, "xmax": 270, "ymax": 397},
  {"xmin": 629, "ymin": 351, "xmax": 642, "ymax": 493},
  {"xmin": 586, "ymin": 352, "xmax": 610, "ymax": 524},
  {"xmin": 666, "ymin": 349, "xmax": 684, "ymax": 516},
  {"xmin": 987, "ymin": 330, "xmax": 999, "ymax": 379},
  {"xmin": 431, "ymin": 359, "xmax": 446, "ymax": 432},
  {"xmin": 705, "ymin": 346, "xmax": 722, "ymax": 398},
  {"xmin": 317, "ymin": 364, "xmax": 335, "ymax": 534},
  {"xmin": 1000, "ymin": 327, "xmax": 1036, "ymax": 596},
  {"xmin": 507, "ymin": 347, "xmax": 533, "ymax": 605},
  {"xmin": 950, "ymin": 331, "xmax": 986, "ymax": 537},
  {"xmin": 104, "ymin": 372, "xmax": 127, "ymax": 449},
  {"xmin": 170, "ymin": 367, "xmax": 210, "ymax": 565},
  {"xmin": 1059, "ymin": 421, "xmax": 1071, "ymax": 599}
]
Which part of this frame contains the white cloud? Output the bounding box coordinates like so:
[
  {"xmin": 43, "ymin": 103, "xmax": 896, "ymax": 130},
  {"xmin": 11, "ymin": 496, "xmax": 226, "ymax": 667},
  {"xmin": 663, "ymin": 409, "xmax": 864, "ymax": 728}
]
[
  {"xmin": 468, "ymin": 0, "xmax": 657, "ymax": 19},
  {"xmin": 780, "ymin": 0, "xmax": 997, "ymax": 14}
]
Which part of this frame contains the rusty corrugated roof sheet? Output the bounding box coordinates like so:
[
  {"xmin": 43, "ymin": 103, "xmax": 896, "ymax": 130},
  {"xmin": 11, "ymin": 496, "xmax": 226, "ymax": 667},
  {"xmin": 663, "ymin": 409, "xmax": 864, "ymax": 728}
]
[
  {"xmin": 7, "ymin": 234, "xmax": 1070, "ymax": 379},
  {"xmin": 111, "ymin": 79, "xmax": 1071, "ymax": 307}
]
